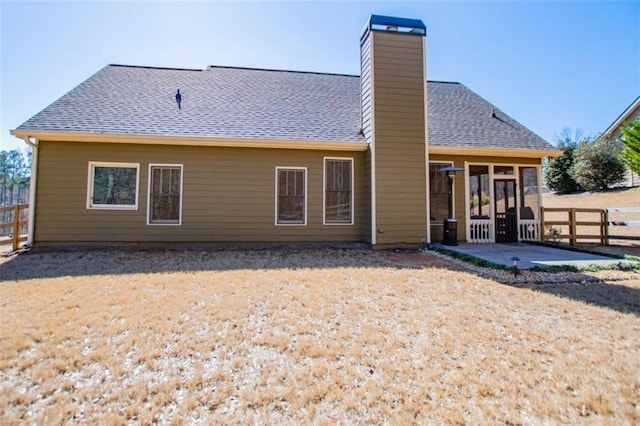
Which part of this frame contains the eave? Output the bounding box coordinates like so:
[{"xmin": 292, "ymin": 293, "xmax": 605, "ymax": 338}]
[
  {"xmin": 11, "ymin": 130, "xmax": 562, "ymax": 158},
  {"xmin": 429, "ymin": 145, "xmax": 562, "ymax": 158},
  {"xmin": 10, "ymin": 130, "xmax": 370, "ymax": 152},
  {"xmin": 601, "ymin": 96, "xmax": 640, "ymax": 138}
]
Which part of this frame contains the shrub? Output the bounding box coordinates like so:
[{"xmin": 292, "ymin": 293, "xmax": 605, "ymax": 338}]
[{"xmin": 571, "ymin": 138, "xmax": 626, "ymax": 191}]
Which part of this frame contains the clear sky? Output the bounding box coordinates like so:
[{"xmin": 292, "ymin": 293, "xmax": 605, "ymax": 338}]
[{"xmin": 1, "ymin": 1, "xmax": 638, "ymax": 153}]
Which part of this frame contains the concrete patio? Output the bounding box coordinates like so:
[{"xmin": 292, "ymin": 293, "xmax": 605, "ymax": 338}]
[{"xmin": 439, "ymin": 243, "xmax": 636, "ymax": 269}]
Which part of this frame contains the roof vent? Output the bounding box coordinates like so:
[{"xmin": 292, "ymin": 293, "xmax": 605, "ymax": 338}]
[
  {"xmin": 490, "ymin": 109, "xmax": 496, "ymax": 118},
  {"xmin": 175, "ymin": 89, "xmax": 182, "ymax": 110}
]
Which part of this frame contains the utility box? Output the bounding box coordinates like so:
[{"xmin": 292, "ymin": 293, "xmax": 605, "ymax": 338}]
[{"xmin": 442, "ymin": 218, "xmax": 458, "ymax": 246}]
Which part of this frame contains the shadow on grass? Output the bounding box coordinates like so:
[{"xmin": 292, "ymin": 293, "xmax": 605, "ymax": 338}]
[
  {"xmin": 0, "ymin": 245, "xmax": 435, "ymax": 282},
  {"xmin": 498, "ymin": 277, "xmax": 640, "ymax": 316},
  {"xmin": 432, "ymin": 246, "xmax": 640, "ymax": 315},
  {"xmin": 2, "ymin": 245, "xmax": 638, "ymax": 316}
]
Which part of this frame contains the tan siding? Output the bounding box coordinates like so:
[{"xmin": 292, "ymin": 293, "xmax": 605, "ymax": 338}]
[
  {"xmin": 360, "ymin": 35, "xmax": 373, "ymax": 142},
  {"xmin": 371, "ymin": 31, "xmax": 427, "ymax": 245},
  {"xmin": 363, "ymin": 149, "xmax": 372, "ymax": 243},
  {"xmin": 34, "ymin": 141, "xmax": 367, "ymax": 244}
]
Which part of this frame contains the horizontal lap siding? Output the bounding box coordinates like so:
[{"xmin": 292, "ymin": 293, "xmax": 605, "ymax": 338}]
[
  {"xmin": 372, "ymin": 32, "xmax": 427, "ymax": 245},
  {"xmin": 361, "ymin": 35, "xmax": 373, "ymax": 142},
  {"xmin": 34, "ymin": 141, "xmax": 367, "ymax": 244}
]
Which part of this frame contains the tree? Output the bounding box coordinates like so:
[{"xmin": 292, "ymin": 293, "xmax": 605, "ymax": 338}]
[
  {"xmin": 0, "ymin": 149, "xmax": 30, "ymax": 207},
  {"xmin": 620, "ymin": 118, "xmax": 640, "ymax": 176},
  {"xmin": 543, "ymin": 128, "xmax": 583, "ymax": 193},
  {"xmin": 570, "ymin": 137, "xmax": 626, "ymax": 191}
]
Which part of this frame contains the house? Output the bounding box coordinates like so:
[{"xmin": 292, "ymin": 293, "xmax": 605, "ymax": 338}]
[
  {"xmin": 601, "ymin": 95, "xmax": 640, "ymax": 187},
  {"xmin": 11, "ymin": 15, "xmax": 559, "ymax": 248}
]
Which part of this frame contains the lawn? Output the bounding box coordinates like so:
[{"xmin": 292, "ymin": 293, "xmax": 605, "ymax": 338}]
[{"xmin": 1, "ymin": 248, "xmax": 639, "ymax": 424}]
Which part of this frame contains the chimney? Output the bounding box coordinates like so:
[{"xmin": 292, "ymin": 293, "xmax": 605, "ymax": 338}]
[{"xmin": 360, "ymin": 15, "xmax": 428, "ymax": 247}]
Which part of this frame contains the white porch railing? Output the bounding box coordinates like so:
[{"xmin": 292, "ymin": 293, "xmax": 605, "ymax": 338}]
[
  {"xmin": 468, "ymin": 218, "xmax": 541, "ymax": 243},
  {"xmin": 519, "ymin": 219, "xmax": 540, "ymax": 242},
  {"xmin": 469, "ymin": 219, "xmax": 493, "ymax": 243}
]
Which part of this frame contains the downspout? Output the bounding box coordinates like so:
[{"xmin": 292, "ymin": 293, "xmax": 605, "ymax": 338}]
[{"xmin": 21, "ymin": 136, "xmax": 38, "ymax": 247}]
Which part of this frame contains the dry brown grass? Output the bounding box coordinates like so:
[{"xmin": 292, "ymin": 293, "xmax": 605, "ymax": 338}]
[
  {"xmin": 1, "ymin": 248, "xmax": 639, "ymax": 424},
  {"xmin": 544, "ymin": 187, "xmax": 640, "ymax": 210}
]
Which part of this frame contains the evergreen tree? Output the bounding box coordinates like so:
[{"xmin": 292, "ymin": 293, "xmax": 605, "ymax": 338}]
[
  {"xmin": 0, "ymin": 149, "xmax": 30, "ymax": 206},
  {"xmin": 620, "ymin": 118, "xmax": 640, "ymax": 176},
  {"xmin": 543, "ymin": 129, "xmax": 583, "ymax": 193}
]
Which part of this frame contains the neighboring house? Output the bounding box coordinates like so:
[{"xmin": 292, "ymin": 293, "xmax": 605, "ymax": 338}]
[
  {"xmin": 11, "ymin": 15, "xmax": 559, "ymax": 248},
  {"xmin": 601, "ymin": 96, "xmax": 640, "ymax": 187}
]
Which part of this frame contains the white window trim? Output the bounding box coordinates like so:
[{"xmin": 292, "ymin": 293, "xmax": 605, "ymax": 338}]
[
  {"xmin": 86, "ymin": 161, "xmax": 140, "ymax": 210},
  {"xmin": 323, "ymin": 157, "xmax": 354, "ymax": 226},
  {"xmin": 147, "ymin": 163, "xmax": 183, "ymax": 226},
  {"xmin": 275, "ymin": 166, "xmax": 307, "ymax": 226}
]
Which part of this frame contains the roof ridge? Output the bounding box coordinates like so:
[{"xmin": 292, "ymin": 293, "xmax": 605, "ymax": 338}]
[
  {"xmin": 206, "ymin": 65, "xmax": 359, "ymax": 78},
  {"xmin": 107, "ymin": 64, "xmax": 463, "ymax": 84},
  {"xmin": 109, "ymin": 64, "xmax": 202, "ymax": 72}
]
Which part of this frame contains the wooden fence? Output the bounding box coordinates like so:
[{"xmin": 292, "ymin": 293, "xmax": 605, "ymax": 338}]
[
  {"xmin": 0, "ymin": 204, "xmax": 29, "ymax": 251},
  {"xmin": 606, "ymin": 207, "xmax": 640, "ymax": 244},
  {"xmin": 541, "ymin": 206, "xmax": 640, "ymax": 246}
]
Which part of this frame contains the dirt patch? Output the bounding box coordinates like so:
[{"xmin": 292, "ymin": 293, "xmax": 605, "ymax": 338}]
[{"xmin": 1, "ymin": 248, "xmax": 639, "ymax": 424}]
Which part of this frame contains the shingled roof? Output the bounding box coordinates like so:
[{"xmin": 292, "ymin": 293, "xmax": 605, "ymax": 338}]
[{"xmin": 16, "ymin": 64, "xmax": 553, "ymax": 151}]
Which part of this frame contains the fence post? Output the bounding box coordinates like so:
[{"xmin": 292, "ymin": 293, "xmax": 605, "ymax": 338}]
[
  {"xmin": 569, "ymin": 208, "xmax": 576, "ymax": 246},
  {"xmin": 12, "ymin": 204, "xmax": 20, "ymax": 251},
  {"xmin": 540, "ymin": 207, "xmax": 545, "ymax": 242},
  {"xmin": 603, "ymin": 209, "xmax": 609, "ymax": 246}
]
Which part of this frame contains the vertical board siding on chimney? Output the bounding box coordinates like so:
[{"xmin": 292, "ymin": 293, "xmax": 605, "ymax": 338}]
[
  {"xmin": 370, "ymin": 31, "xmax": 428, "ymax": 245},
  {"xmin": 360, "ymin": 35, "xmax": 373, "ymax": 143}
]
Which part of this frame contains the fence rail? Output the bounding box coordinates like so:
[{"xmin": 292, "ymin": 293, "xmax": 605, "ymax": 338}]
[
  {"xmin": 0, "ymin": 203, "xmax": 29, "ymax": 251},
  {"xmin": 605, "ymin": 207, "xmax": 640, "ymax": 243},
  {"xmin": 541, "ymin": 206, "xmax": 640, "ymax": 246}
]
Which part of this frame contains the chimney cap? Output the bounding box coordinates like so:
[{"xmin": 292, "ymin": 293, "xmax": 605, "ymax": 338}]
[{"xmin": 368, "ymin": 14, "xmax": 426, "ymax": 34}]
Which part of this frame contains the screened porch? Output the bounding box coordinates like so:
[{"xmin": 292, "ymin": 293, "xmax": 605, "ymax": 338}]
[{"xmin": 466, "ymin": 164, "xmax": 542, "ymax": 243}]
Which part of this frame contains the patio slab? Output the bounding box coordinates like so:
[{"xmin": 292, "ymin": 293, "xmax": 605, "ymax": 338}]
[{"xmin": 439, "ymin": 243, "xmax": 636, "ymax": 269}]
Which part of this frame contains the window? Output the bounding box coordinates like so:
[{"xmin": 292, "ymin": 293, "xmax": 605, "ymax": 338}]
[
  {"xmin": 87, "ymin": 162, "xmax": 139, "ymax": 210},
  {"xmin": 276, "ymin": 167, "xmax": 306, "ymax": 225},
  {"xmin": 148, "ymin": 164, "xmax": 182, "ymax": 225},
  {"xmin": 324, "ymin": 158, "xmax": 353, "ymax": 224},
  {"xmin": 519, "ymin": 166, "xmax": 539, "ymax": 219},
  {"xmin": 429, "ymin": 162, "xmax": 451, "ymax": 221},
  {"xmin": 469, "ymin": 165, "xmax": 490, "ymax": 218}
]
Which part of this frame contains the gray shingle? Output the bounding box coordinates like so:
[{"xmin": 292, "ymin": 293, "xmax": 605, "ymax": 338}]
[
  {"xmin": 17, "ymin": 64, "xmax": 554, "ymax": 151},
  {"xmin": 428, "ymin": 81, "xmax": 551, "ymax": 151},
  {"xmin": 18, "ymin": 65, "xmax": 364, "ymax": 143}
]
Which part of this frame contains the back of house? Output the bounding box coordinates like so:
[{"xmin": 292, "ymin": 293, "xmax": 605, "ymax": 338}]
[{"xmin": 11, "ymin": 14, "xmax": 559, "ymax": 248}]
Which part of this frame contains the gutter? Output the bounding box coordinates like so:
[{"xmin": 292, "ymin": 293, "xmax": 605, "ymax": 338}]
[
  {"xmin": 9, "ymin": 130, "xmax": 370, "ymax": 152},
  {"xmin": 18, "ymin": 135, "xmax": 38, "ymax": 247}
]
